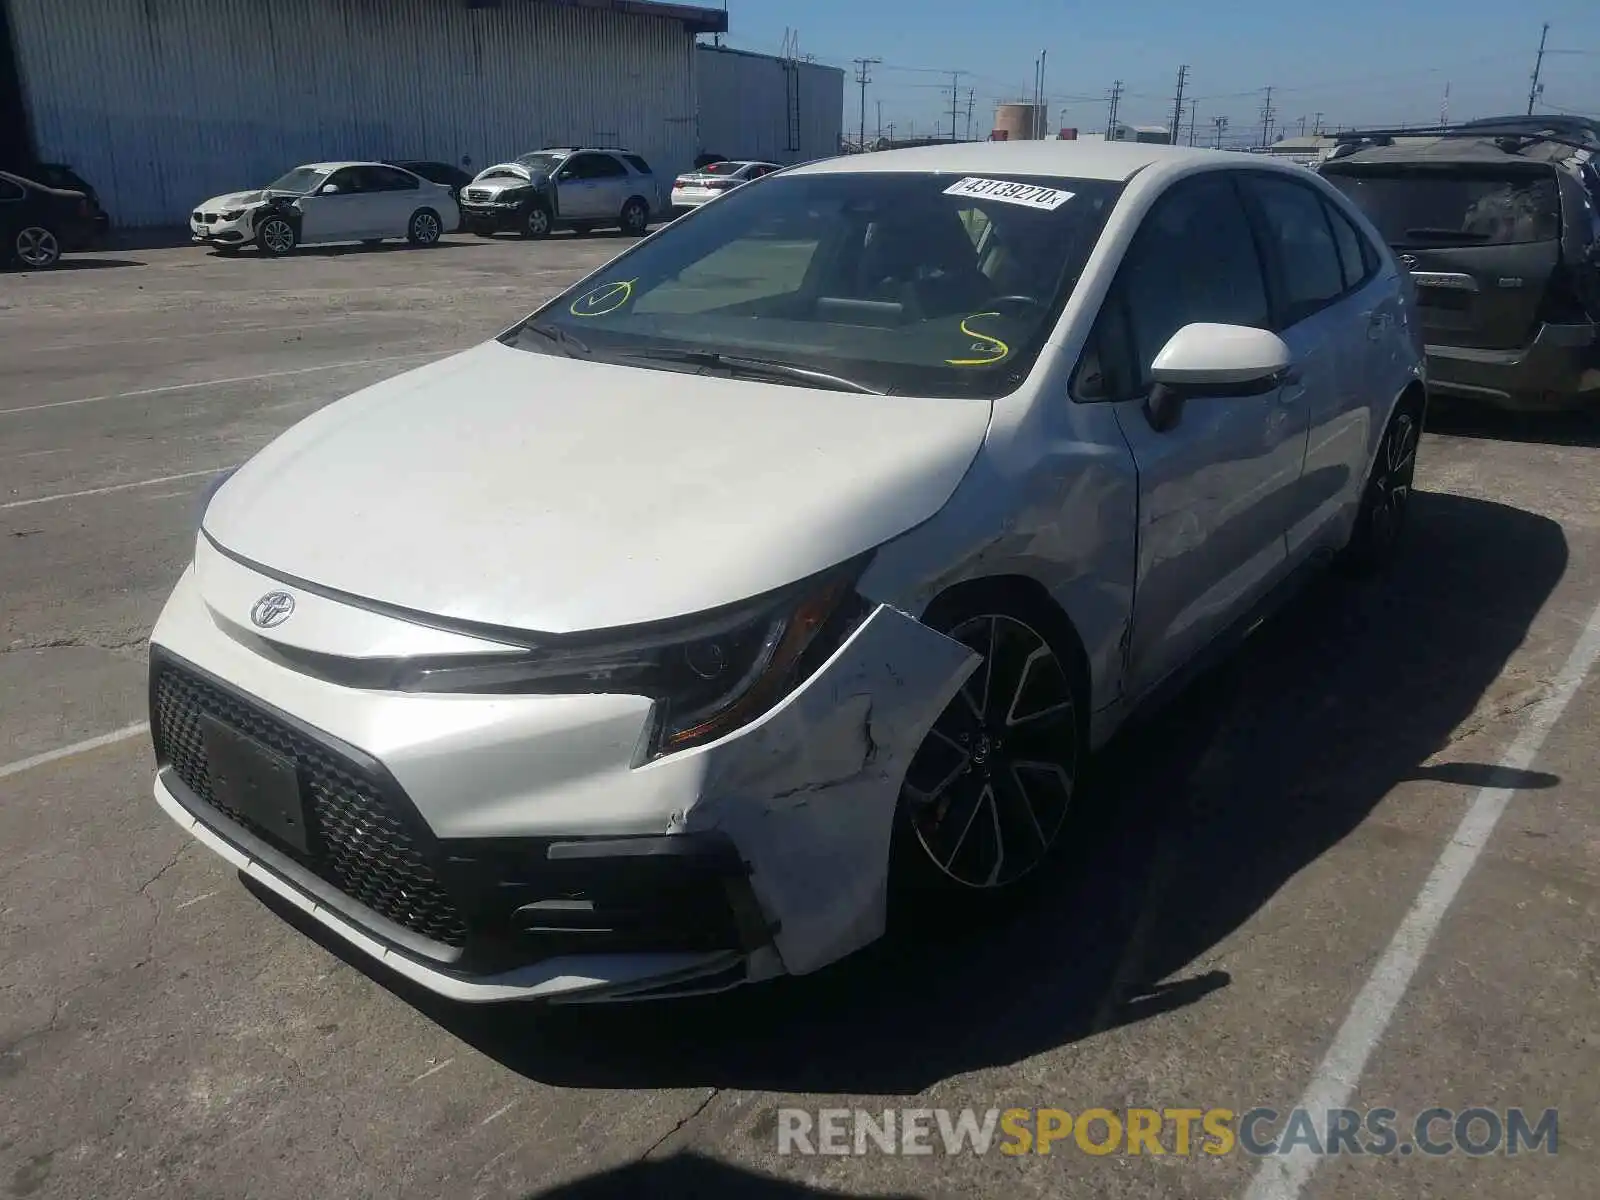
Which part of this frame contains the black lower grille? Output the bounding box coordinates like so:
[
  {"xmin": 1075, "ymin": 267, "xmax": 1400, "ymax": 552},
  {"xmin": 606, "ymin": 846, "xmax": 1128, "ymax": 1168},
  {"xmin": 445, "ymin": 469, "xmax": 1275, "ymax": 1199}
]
[{"xmin": 152, "ymin": 664, "xmax": 469, "ymax": 947}]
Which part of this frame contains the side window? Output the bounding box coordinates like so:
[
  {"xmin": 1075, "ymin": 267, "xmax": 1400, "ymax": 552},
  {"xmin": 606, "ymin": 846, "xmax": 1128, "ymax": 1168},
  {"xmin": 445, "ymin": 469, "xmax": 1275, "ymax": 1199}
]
[
  {"xmin": 0, "ymin": 177, "xmax": 24, "ymax": 202},
  {"xmin": 1242, "ymin": 175, "xmax": 1347, "ymax": 325},
  {"xmin": 555, "ymin": 155, "xmax": 588, "ymax": 181},
  {"xmin": 1115, "ymin": 174, "xmax": 1271, "ymax": 391},
  {"xmin": 589, "ymin": 154, "xmax": 629, "ymax": 179},
  {"xmin": 322, "ymin": 168, "xmax": 363, "ymax": 194},
  {"xmin": 373, "ymin": 166, "xmax": 419, "ymax": 191},
  {"xmin": 1324, "ymin": 198, "xmax": 1374, "ymax": 291},
  {"xmin": 623, "ymin": 154, "xmax": 652, "ymax": 175}
]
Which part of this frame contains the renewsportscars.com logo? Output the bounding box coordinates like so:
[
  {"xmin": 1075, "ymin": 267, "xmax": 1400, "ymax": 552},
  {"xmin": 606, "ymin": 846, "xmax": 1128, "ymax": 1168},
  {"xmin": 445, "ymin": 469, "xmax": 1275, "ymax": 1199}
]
[{"xmin": 776, "ymin": 1106, "xmax": 1559, "ymax": 1158}]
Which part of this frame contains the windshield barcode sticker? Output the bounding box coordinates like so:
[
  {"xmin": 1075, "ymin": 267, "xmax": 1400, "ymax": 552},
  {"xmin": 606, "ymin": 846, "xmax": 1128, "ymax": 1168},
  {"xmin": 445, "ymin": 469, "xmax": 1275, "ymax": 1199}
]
[{"xmin": 943, "ymin": 177, "xmax": 1075, "ymax": 210}]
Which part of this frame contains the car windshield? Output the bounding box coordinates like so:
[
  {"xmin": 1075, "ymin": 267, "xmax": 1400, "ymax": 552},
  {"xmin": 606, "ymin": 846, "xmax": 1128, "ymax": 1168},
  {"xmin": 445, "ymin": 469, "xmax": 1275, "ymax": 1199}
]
[
  {"xmin": 514, "ymin": 152, "xmax": 568, "ymax": 174},
  {"xmin": 504, "ymin": 170, "xmax": 1123, "ymax": 398},
  {"xmin": 1322, "ymin": 165, "xmax": 1562, "ymax": 248},
  {"xmin": 265, "ymin": 167, "xmax": 331, "ymax": 194}
]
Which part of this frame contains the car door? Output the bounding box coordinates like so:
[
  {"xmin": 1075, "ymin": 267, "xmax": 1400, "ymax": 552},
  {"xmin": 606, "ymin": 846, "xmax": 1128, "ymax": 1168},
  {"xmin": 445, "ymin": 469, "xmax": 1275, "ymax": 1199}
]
[
  {"xmin": 0, "ymin": 175, "xmax": 24, "ymax": 246},
  {"xmin": 553, "ymin": 153, "xmax": 606, "ymax": 219},
  {"xmin": 1237, "ymin": 172, "xmax": 1379, "ymax": 561},
  {"xmin": 585, "ymin": 153, "xmax": 631, "ymax": 217},
  {"xmin": 296, "ymin": 168, "xmax": 372, "ymax": 243},
  {"xmin": 1076, "ymin": 171, "xmax": 1306, "ymax": 698},
  {"xmin": 369, "ymin": 165, "xmax": 422, "ymax": 234}
]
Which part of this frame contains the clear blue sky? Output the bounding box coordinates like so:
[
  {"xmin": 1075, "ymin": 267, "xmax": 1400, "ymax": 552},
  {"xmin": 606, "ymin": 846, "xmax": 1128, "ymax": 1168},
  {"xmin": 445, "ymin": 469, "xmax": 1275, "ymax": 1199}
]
[{"xmin": 709, "ymin": 0, "xmax": 1600, "ymax": 144}]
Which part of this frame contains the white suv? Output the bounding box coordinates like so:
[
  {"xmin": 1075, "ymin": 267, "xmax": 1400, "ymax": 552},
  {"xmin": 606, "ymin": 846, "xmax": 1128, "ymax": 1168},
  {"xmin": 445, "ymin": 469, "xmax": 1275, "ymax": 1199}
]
[{"xmin": 458, "ymin": 148, "xmax": 663, "ymax": 239}]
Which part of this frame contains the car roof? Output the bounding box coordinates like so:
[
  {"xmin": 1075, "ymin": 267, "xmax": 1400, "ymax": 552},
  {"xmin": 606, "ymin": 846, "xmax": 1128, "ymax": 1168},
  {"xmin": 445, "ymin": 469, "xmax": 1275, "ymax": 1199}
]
[
  {"xmin": 786, "ymin": 139, "xmax": 1227, "ymax": 182},
  {"xmin": 297, "ymin": 161, "xmax": 384, "ymax": 172},
  {"xmin": 1323, "ymin": 137, "xmax": 1586, "ymax": 169}
]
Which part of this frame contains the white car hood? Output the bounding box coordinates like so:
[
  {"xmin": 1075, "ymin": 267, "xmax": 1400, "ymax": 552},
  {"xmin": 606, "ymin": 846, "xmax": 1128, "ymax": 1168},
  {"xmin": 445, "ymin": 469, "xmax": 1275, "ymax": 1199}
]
[
  {"xmin": 197, "ymin": 190, "xmax": 275, "ymax": 210},
  {"xmin": 203, "ymin": 341, "xmax": 991, "ymax": 634}
]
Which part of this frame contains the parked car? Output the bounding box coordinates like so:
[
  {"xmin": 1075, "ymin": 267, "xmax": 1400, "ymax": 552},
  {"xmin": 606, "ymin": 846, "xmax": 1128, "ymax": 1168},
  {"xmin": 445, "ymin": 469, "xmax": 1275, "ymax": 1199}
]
[
  {"xmin": 150, "ymin": 140, "xmax": 1424, "ymax": 1004},
  {"xmin": 17, "ymin": 162, "xmax": 111, "ymax": 240},
  {"xmin": 1320, "ymin": 115, "xmax": 1600, "ymax": 412},
  {"xmin": 190, "ymin": 161, "xmax": 459, "ymax": 256},
  {"xmin": 694, "ymin": 152, "xmax": 729, "ymax": 170},
  {"xmin": 0, "ymin": 169, "xmax": 102, "ymax": 268},
  {"xmin": 669, "ymin": 160, "xmax": 782, "ymax": 215},
  {"xmin": 386, "ymin": 159, "xmax": 472, "ymax": 230},
  {"xmin": 458, "ymin": 147, "xmax": 662, "ymax": 239}
]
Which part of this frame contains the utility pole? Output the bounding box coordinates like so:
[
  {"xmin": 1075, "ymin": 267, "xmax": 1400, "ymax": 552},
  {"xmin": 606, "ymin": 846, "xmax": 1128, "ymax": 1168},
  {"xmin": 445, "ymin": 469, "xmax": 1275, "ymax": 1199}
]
[
  {"xmin": 1106, "ymin": 79, "xmax": 1124, "ymax": 140},
  {"xmin": 1297, "ymin": 115, "xmax": 1306, "ymax": 136},
  {"xmin": 1212, "ymin": 114, "xmax": 1228, "ymax": 149},
  {"xmin": 876, "ymin": 99, "xmax": 882, "ymax": 141},
  {"xmin": 852, "ymin": 57, "xmax": 880, "ymax": 153},
  {"xmin": 1037, "ymin": 50, "xmax": 1048, "ymax": 138},
  {"xmin": 1188, "ymin": 97, "xmax": 1198, "ymax": 146},
  {"xmin": 1527, "ymin": 22, "xmax": 1550, "ymax": 115},
  {"xmin": 949, "ymin": 71, "xmax": 964, "ymax": 145},
  {"xmin": 1440, "ymin": 81, "xmax": 1450, "ymax": 126},
  {"xmin": 966, "ymin": 89, "xmax": 975, "ymax": 141},
  {"xmin": 1170, "ymin": 64, "xmax": 1189, "ymax": 146},
  {"xmin": 1312, "ymin": 110, "xmax": 1323, "ymax": 135},
  {"xmin": 1258, "ymin": 86, "xmax": 1275, "ymax": 149}
]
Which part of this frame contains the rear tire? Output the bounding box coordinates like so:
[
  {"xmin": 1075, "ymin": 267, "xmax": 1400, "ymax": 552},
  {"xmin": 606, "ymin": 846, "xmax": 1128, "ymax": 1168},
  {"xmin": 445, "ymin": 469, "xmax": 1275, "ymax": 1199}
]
[
  {"xmin": 620, "ymin": 197, "xmax": 649, "ymax": 237},
  {"xmin": 406, "ymin": 208, "xmax": 443, "ymax": 246},
  {"xmin": 13, "ymin": 225, "xmax": 61, "ymax": 268},
  {"xmin": 1337, "ymin": 394, "xmax": 1422, "ymax": 577},
  {"xmin": 256, "ymin": 214, "xmax": 296, "ymax": 256}
]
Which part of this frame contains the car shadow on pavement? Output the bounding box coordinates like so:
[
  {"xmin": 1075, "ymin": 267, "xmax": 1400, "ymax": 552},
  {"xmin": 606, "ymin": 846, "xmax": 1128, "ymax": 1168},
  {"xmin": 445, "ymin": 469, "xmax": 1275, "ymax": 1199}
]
[
  {"xmin": 7, "ymin": 257, "xmax": 145, "ymax": 272},
  {"xmin": 1426, "ymin": 400, "xmax": 1600, "ymax": 449},
  {"xmin": 250, "ymin": 488, "xmax": 1568, "ymax": 1096},
  {"xmin": 521, "ymin": 1153, "xmax": 913, "ymax": 1199}
]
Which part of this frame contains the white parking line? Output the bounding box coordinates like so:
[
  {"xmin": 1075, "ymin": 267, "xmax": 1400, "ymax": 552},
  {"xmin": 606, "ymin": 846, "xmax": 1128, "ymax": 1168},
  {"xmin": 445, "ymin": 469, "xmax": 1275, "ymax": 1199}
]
[
  {"xmin": 0, "ymin": 351, "xmax": 448, "ymax": 417},
  {"xmin": 0, "ymin": 722, "xmax": 147, "ymax": 782},
  {"xmin": 1, "ymin": 467, "xmax": 229, "ymax": 511},
  {"xmin": 1243, "ymin": 596, "xmax": 1600, "ymax": 1200}
]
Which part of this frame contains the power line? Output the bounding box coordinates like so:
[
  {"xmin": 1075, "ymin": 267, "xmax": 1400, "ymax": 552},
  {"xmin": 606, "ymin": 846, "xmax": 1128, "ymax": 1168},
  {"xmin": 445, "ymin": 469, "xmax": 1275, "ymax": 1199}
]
[{"xmin": 852, "ymin": 56, "xmax": 881, "ymax": 152}]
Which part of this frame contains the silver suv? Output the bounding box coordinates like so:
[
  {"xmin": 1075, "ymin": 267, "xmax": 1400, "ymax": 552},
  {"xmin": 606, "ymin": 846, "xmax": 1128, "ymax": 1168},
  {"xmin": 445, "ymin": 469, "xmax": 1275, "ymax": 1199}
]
[{"xmin": 458, "ymin": 147, "xmax": 663, "ymax": 240}]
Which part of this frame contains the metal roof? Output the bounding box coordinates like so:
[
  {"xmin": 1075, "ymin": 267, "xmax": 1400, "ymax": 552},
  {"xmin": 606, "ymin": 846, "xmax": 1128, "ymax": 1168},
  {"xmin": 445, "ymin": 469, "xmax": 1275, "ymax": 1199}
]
[{"xmin": 535, "ymin": 0, "xmax": 727, "ymax": 34}]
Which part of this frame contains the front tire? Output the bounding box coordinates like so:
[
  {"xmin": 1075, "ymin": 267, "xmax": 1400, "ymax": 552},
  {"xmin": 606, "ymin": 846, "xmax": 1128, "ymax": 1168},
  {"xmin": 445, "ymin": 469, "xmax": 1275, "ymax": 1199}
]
[
  {"xmin": 406, "ymin": 208, "xmax": 442, "ymax": 246},
  {"xmin": 1338, "ymin": 395, "xmax": 1422, "ymax": 576},
  {"xmin": 520, "ymin": 204, "xmax": 552, "ymax": 240},
  {"xmin": 14, "ymin": 225, "xmax": 61, "ymax": 268},
  {"xmin": 891, "ymin": 588, "xmax": 1087, "ymax": 915},
  {"xmin": 256, "ymin": 214, "xmax": 296, "ymax": 256}
]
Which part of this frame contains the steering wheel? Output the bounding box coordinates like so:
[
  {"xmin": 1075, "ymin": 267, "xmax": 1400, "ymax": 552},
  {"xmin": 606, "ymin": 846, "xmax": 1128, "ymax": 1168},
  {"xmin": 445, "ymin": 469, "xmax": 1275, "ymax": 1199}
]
[{"xmin": 986, "ymin": 294, "xmax": 1044, "ymax": 314}]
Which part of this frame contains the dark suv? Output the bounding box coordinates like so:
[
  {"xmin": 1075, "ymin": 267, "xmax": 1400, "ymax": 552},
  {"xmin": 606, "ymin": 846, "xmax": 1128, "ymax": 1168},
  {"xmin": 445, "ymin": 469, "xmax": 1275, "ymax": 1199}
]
[{"xmin": 1319, "ymin": 116, "xmax": 1600, "ymax": 412}]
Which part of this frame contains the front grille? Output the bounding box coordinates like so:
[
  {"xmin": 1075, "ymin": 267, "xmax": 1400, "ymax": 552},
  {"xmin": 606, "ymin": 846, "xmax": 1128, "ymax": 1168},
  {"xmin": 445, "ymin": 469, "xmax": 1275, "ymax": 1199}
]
[
  {"xmin": 152, "ymin": 664, "xmax": 469, "ymax": 947},
  {"xmin": 463, "ymin": 188, "xmax": 492, "ymax": 202}
]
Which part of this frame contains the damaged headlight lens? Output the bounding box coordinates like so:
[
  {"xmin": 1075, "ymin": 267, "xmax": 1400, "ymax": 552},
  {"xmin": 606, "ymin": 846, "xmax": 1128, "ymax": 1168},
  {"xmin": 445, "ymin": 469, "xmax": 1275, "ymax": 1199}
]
[
  {"xmin": 218, "ymin": 208, "xmax": 245, "ymax": 221},
  {"xmin": 396, "ymin": 563, "xmax": 873, "ymax": 756}
]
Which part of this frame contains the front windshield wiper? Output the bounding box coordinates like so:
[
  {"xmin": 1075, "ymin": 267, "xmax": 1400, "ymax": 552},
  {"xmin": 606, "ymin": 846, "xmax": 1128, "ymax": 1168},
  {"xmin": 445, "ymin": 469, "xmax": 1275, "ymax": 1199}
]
[
  {"xmin": 618, "ymin": 348, "xmax": 885, "ymax": 394},
  {"xmin": 517, "ymin": 322, "xmax": 592, "ymax": 358}
]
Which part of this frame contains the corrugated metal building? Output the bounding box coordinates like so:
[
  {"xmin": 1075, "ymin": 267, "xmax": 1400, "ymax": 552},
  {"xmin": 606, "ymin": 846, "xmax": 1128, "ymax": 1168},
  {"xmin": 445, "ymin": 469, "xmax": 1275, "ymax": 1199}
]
[
  {"xmin": 2, "ymin": 0, "xmax": 727, "ymax": 227},
  {"xmin": 695, "ymin": 45, "xmax": 843, "ymax": 166}
]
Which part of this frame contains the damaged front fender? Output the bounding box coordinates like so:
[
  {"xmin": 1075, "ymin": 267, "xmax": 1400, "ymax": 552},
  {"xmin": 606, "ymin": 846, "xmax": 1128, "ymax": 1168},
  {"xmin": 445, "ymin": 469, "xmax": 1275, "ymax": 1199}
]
[{"xmin": 679, "ymin": 604, "xmax": 980, "ymax": 976}]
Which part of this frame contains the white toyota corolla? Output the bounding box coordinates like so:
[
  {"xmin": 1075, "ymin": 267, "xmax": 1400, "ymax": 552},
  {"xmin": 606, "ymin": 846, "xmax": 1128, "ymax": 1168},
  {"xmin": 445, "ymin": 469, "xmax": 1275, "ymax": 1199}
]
[{"xmin": 150, "ymin": 141, "xmax": 1425, "ymax": 1004}]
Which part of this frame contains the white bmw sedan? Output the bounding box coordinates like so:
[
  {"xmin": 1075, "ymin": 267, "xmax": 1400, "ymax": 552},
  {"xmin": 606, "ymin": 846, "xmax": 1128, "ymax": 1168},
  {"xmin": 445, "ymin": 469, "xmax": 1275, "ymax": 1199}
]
[
  {"xmin": 151, "ymin": 141, "xmax": 1425, "ymax": 1004},
  {"xmin": 190, "ymin": 161, "xmax": 458, "ymax": 255}
]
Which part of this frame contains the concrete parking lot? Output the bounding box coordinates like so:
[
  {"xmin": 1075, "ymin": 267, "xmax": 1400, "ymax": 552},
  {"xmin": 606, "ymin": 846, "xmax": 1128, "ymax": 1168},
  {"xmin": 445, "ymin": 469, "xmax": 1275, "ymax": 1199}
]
[{"xmin": 2, "ymin": 234, "xmax": 1599, "ymax": 1200}]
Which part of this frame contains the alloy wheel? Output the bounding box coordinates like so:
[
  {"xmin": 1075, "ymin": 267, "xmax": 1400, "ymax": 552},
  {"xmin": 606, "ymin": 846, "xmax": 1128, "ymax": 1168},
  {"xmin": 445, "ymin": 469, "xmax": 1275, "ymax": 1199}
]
[
  {"xmin": 526, "ymin": 208, "xmax": 550, "ymax": 236},
  {"xmin": 1365, "ymin": 409, "xmax": 1418, "ymax": 551},
  {"xmin": 260, "ymin": 218, "xmax": 294, "ymax": 255},
  {"xmin": 412, "ymin": 211, "xmax": 441, "ymax": 244},
  {"xmin": 901, "ymin": 613, "xmax": 1079, "ymax": 889},
  {"xmin": 16, "ymin": 226, "xmax": 60, "ymax": 268}
]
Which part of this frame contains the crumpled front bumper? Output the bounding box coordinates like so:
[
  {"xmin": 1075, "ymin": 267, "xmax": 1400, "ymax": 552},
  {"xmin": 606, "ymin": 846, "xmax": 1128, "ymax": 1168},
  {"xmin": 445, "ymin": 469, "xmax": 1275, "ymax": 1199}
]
[{"xmin": 148, "ymin": 553, "xmax": 978, "ymax": 1003}]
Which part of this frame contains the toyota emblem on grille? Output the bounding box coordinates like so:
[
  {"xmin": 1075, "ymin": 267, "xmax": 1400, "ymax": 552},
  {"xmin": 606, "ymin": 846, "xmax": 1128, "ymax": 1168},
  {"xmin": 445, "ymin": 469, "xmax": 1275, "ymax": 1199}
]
[
  {"xmin": 1400, "ymin": 254, "xmax": 1418, "ymax": 270},
  {"xmin": 251, "ymin": 591, "xmax": 296, "ymax": 629}
]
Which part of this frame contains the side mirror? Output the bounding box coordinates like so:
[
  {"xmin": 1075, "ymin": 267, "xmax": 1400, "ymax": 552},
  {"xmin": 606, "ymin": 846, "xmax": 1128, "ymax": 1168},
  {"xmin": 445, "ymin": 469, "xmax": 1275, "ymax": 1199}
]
[
  {"xmin": 319, "ymin": 183, "xmax": 340, "ymax": 195},
  {"xmin": 1144, "ymin": 323, "xmax": 1292, "ymax": 432}
]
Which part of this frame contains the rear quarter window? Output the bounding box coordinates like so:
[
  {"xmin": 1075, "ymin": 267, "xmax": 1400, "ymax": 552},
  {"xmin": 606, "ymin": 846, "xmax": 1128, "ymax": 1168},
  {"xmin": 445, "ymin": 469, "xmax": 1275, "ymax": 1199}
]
[{"xmin": 623, "ymin": 154, "xmax": 652, "ymax": 174}]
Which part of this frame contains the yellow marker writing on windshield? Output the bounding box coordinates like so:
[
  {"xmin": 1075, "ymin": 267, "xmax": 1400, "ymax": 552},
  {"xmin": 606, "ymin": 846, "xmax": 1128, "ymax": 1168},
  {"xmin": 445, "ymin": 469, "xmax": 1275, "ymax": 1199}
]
[
  {"xmin": 570, "ymin": 279, "xmax": 636, "ymax": 317},
  {"xmin": 946, "ymin": 312, "xmax": 1010, "ymax": 366}
]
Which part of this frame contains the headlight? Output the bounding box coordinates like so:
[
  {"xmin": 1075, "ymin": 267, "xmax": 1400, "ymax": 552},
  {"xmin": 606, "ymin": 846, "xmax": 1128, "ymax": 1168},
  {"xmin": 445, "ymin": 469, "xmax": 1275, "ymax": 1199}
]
[
  {"xmin": 395, "ymin": 564, "xmax": 872, "ymax": 757},
  {"xmin": 218, "ymin": 208, "xmax": 245, "ymax": 221}
]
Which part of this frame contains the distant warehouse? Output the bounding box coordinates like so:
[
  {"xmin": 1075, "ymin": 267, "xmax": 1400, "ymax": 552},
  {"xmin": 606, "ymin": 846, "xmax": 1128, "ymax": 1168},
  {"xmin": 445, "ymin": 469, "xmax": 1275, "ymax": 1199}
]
[
  {"xmin": 0, "ymin": 0, "xmax": 732, "ymax": 227},
  {"xmin": 695, "ymin": 45, "xmax": 844, "ymax": 166}
]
